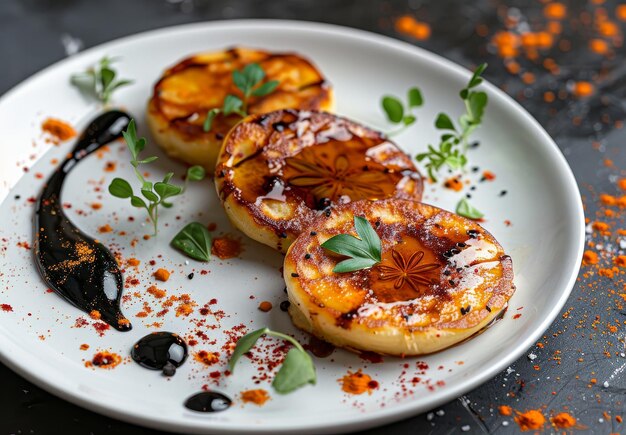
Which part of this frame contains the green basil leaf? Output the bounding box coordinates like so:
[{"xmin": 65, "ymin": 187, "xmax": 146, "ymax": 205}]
[
  {"xmin": 321, "ymin": 216, "xmax": 381, "ymax": 273},
  {"xmin": 170, "ymin": 222, "xmax": 212, "ymax": 262},
  {"xmin": 321, "ymin": 234, "xmax": 374, "ymax": 260},
  {"xmin": 407, "ymin": 87, "xmax": 423, "ymax": 107},
  {"xmin": 381, "ymin": 96, "xmax": 404, "ymax": 123},
  {"xmin": 186, "ymin": 165, "xmax": 206, "ymax": 182},
  {"xmin": 130, "ymin": 195, "xmax": 147, "ymax": 209},
  {"xmin": 272, "ymin": 348, "xmax": 316, "ymax": 394},
  {"xmin": 456, "ymin": 198, "xmax": 484, "ymax": 220},
  {"xmin": 108, "ymin": 178, "xmax": 133, "ymax": 198},
  {"xmin": 435, "ymin": 113, "xmax": 456, "ymax": 130},
  {"xmin": 251, "ymin": 80, "xmax": 279, "ymax": 97},
  {"xmin": 154, "ymin": 182, "xmax": 183, "ymax": 200},
  {"xmin": 223, "ymin": 95, "xmax": 243, "ymax": 116},
  {"xmin": 333, "ymin": 257, "xmax": 379, "ymax": 273},
  {"xmin": 203, "ymin": 108, "xmax": 220, "ymax": 132},
  {"xmin": 354, "ymin": 216, "xmax": 381, "ymax": 261},
  {"xmin": 228, "ymin": 328, "xmax": 269, "ymax": 372}
]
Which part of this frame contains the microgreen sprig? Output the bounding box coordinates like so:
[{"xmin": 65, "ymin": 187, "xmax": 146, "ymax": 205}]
[
  {"xmin": 70, "ymin": 56, "xmax": 133, "ymax": 104},
  {"xmin": 321, "ymin": 216, "xmax": 382, "ymax": 273},
  {"xmin": 381, "ymin": 87, "xmax": 423, "ymax": 135},
  {"xmin": 229, "ymin": 327, "xmax": 316, "ymax": 394},
  {"xmin": 416, "ymin": 63, "xmax": 488, "ymax": 181},
  {"xmin": 203, "ymin": 63, "xmax": 279, "ymax": 132},
  {"xmin": 108, "ymin": 120, "xmax": 206, "ymax": 236}
]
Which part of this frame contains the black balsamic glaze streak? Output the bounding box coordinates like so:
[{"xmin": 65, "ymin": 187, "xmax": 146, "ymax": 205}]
[
  {"xmin": 33, "ymin": 111, "xmax": 133, "ymax": 331},
  {"xmin": 131, "ymin": 331, "xmax": 188, "ymax": 370},
  {"xmin": 185, "ymin": 391, "xmax": 232, "ymax": 413}
]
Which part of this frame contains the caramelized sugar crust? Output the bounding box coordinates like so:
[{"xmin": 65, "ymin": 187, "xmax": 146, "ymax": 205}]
[
  {"xmin": 147, "ymin": 47, "xmax": 333, "ymax": 171},
  {"xmin": 215, "ymin": 110, "xmax": 424, "ymax": 253},
  {"xmin": 284, "ymin": 199, "xmax": 515, "ymax": 356}
]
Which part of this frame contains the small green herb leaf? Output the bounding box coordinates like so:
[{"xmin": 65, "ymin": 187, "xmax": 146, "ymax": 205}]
[
  {"xmin": 381, "ymin": 96, "xmax": 404, "ymax": 123},
  {"xmin": 456, "ymin": 198, "xmax": 484, "ymax": 219},
  {"xmin": 272, "ymin": 348, "xmax": 316, "ymax": 394},
  {"xmin": 321, "ymin": 216, "xmax": 382, "ymax": 273},
  {"xmin": 408, "ymin": 87, "xmax": 423, "ymax": 107},
  {"xmin": 70, "ymin": 56, "xmax": 132, "ymax": 104},
  {"xmin": 232, "ymin": 69, "xmax": 248, "ymax": 92},
  {"xmin": 186, "ymin": 165, "xmax": 206, "ymax": 182},
  {"xmin": 203, "ymin": 108, "xmax": 220, "ymax": 132},
  {"xmin": 242, "ymin": 63, "xmax": 265, "ymax": 89},
  {"xmin": 108, "ymin": 119, "xmax": 204, "ymax": 235},
  {"xmin": 130, "ymin": 195, "xmax": 147, "ymax": 209},
  {"xmin": 141, "ymin": 188, "xmax": 159, "ymax": 202},
  {"xmin": 222, "ymin": 95, "xmax": 243, "ymax": 115},
  {"xmin": 228, "ymin": 327, "xmax": 269, "ymax": 372},
  {"xmin": 154, "ymin": 182, "xmax": 182, "ymax": 201},
  {"xmin": 170, "ymin": 222, "xmax": 212, "ymax": 262},
  {"xmin": 203, "ymin": 63, "xmax": 279, "ymax": 132},
  {"xmin": 435, "ymin": 113, "xmax": 455, "ymax": 130},
  {"xmin": 251, "ymin": 80, "xmax": 280, "ymax": 97},
  {"xmin": 108, "ymin": 178, "xmax": 133, "ymax": 198},
  {"xmin": 414, "ymin": 64, "xmax": 488, "ymax": 181},
  {"xmin": 403, "ymin": 115, "xmax": 417, "ymax": 126},
  {"xmin": 228, "ymin": 327, "xmax": 316, "ymax": 394}
]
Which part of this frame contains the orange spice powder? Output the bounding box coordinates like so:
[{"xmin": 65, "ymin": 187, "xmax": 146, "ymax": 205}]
[
  {"xmin": 339, "ymin": 370, "xmax": 378, "ymax": 395},
  {"xmin": 514, "ymin": 409, "xmax": 546, "ymax": 431},
  {"xmin": 572, "ymin": 81, "xmax": 595, "ymax": 98},
  {"xmin": 544, "ymin": 3, "xmax": 567, "ymax": 20},
  {"xmin": 583, "ymin": 250, "xmax": 599, "ymax": 265},
  {"xmin": 258, "ymin": 301, "xmax": 273, "ymax": 312},
  {"xmin": 154, "ymin": 268, "xmax": 170, "ymax": 282},
  {"xmin": 42, "ymin": 118, "xmax": 76, "ymax": 144},
  {"xmin": 499, "ymin": 405, "xmax": 513, "ymax": 416},
  {"xmin": 211, "ymin": 237, "xmax": 243, "ymax": 259},
  {"xmin": 395, "ymin": 15, "xmax": 431, "ymax": 41},
  {"xmin": 87, "ymin": 351, "xmax": 121, "ymax": 369},
  {"xmin": 444, "ymin": 177, "xmax": 463, "ymax": 191},
  {"xmin": 551, "ymin": 412, "xmax": 576, "ymax": 428},
  {"xmin": 240, "ymin": 389, "xmax": 270, "ymax": 406}
]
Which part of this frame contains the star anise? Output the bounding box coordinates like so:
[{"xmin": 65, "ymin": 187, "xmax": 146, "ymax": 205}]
[
  {"xmin": 376, "ymin": 250, "xmax": 439, "ymax": 291},
  {"xmin": 284, "ymin": 148, "xmax": 391, "ymax": 202}
]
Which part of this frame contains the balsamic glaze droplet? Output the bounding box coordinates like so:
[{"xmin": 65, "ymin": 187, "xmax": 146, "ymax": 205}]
[
  {"xmin": 131, "ymin": 331, "xmax": 188, "ymax": 370},
  {"xmin": 33, "ymin": 111, "xmax": 133, "ymax": 331},
  {"xmin": 184, "ymin": 391, "xmax": 232, "ymax": 413}
]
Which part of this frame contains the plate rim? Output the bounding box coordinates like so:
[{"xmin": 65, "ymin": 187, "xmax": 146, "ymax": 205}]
[{"xmin": 0, "ymin": 19, "xmax": 585, "ymax": 434}]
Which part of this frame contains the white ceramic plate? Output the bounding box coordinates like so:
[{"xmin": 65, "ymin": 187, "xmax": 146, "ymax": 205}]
[{"xmin": 0, "ymin": 20, "xmax": 584, "ymax": 434}]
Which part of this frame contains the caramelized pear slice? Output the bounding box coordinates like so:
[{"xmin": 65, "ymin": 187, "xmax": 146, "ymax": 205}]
[
  {"xmin": 284, "ymin": 198, "xmax": 515, "ymax": 356},
  {"xmin": 215, "ymin": 110, "xmax": 423, "ymax": 253}
]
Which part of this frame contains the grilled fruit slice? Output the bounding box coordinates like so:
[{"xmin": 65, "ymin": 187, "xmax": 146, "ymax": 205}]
[
  {"xmin": 284, "ymin": 199, "xmax": 515, "ymax": 356},
  {"xmin": 215, "ymin": 110, "xmax": 424, "ymax": 253},
  {"xmin": 147, "ymin": 47, "xmax": 333, "ymax": 172}
]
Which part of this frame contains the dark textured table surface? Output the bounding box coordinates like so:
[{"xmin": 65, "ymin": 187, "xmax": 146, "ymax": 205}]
[{"xmin": 2, "ymin": 0, "xmax": 626, "ymax": 433}]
